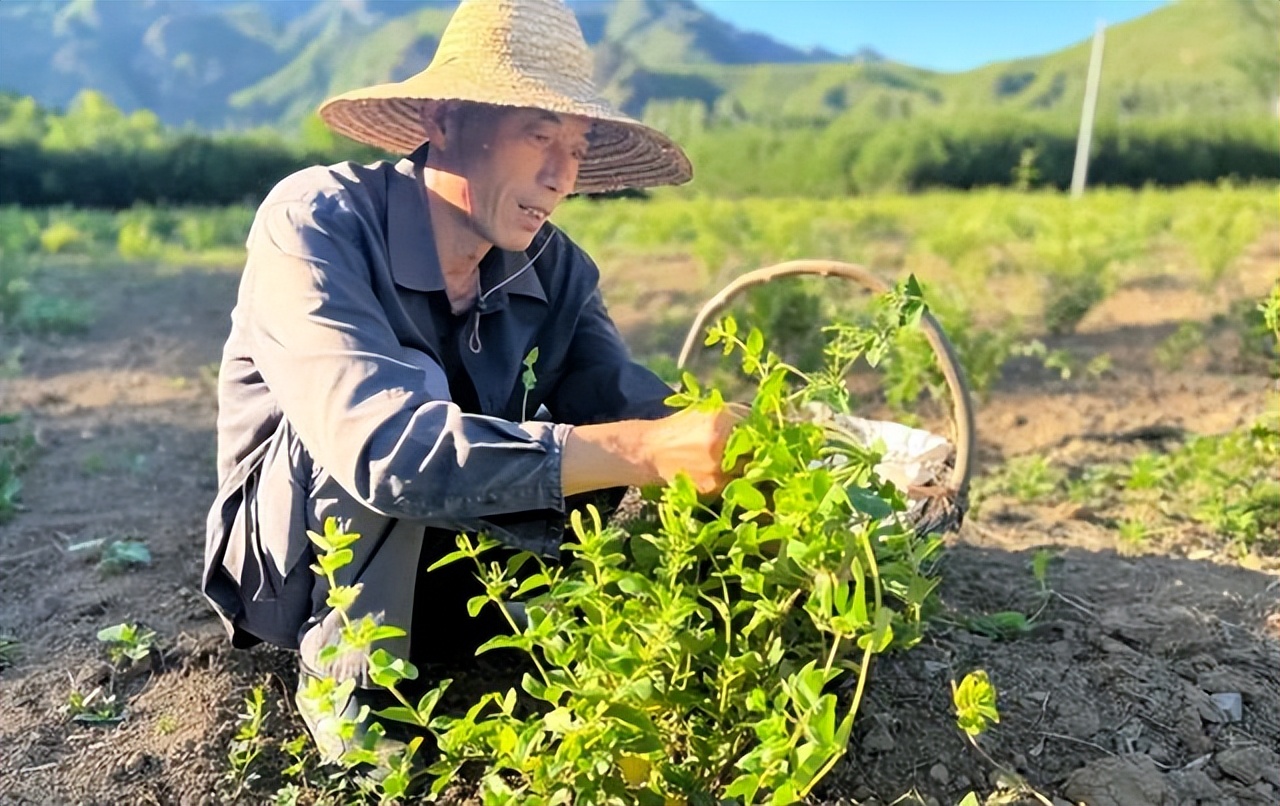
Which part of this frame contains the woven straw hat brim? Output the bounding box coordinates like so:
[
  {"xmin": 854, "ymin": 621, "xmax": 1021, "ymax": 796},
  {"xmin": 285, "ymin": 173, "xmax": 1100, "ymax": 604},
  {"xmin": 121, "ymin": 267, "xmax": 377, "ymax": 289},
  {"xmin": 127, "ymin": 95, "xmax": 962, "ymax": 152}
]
[{"xmin": 319, "ymin": 64, "xmax": 692, "ymax": 195}]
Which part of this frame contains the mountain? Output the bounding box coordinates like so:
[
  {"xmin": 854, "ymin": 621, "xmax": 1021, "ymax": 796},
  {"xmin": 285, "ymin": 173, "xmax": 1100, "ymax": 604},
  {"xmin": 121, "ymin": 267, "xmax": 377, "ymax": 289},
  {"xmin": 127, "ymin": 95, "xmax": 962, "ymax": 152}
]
[{"xmin": 0, "ymin": 0, "xmax": 1275, "ymax": 132}]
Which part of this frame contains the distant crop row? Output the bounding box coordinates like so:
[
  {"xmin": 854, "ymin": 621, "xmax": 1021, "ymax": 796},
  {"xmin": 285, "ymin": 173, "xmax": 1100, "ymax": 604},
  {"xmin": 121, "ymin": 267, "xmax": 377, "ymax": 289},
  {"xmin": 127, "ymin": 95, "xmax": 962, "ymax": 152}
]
[
  {"xmin": 2, "ymin": 91, "xmax": 1278, "ymax": 206},
  {"xmin": 4, "ymin": 185, "xmax": 1271, "ymax": 289}
]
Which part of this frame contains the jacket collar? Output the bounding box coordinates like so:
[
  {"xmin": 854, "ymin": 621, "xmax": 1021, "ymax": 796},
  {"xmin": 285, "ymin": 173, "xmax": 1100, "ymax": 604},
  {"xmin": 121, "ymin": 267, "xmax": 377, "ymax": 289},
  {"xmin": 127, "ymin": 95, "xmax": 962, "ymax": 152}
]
[{"xmin": 387, "ymin": 145, "xmax": 547, "ymax": 305}]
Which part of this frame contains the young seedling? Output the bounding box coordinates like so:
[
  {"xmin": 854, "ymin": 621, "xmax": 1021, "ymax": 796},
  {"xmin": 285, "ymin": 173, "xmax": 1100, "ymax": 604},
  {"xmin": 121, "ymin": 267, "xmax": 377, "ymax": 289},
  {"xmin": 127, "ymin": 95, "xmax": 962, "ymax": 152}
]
[
  {"xmin": 953, "ymin": 671, "xmax": 1054, "ymax": 806},
  {"xmin": 97, "ymin": 622, "xmax": 156, "ymax": 667},
  {"xmin": 97, "ymin": 539, "xmax": 152, "ymax": 575},
  {"xmin": 520, "ymin": 346, "xmax": 539, "ymax": 421},
  {"xmin": 63, "ymin": 680, "xmax": 125, "ymax": 725}
]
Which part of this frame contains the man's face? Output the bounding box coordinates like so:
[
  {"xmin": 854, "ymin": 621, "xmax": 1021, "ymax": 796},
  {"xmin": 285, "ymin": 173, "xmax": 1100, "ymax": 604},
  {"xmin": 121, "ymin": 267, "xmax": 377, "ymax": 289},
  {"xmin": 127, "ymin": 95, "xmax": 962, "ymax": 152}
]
[{"xmin": 449, "ymin": 106, "xmax": 592, "ymax": 251}]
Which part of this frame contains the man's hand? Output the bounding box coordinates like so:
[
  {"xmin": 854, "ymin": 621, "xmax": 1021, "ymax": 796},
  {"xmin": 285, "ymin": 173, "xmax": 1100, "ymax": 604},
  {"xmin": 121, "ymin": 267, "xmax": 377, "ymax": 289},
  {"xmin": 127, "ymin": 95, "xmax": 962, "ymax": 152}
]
[{"xmin": 562, "ymin": 407, "xmax": 741, "ymax": 497}]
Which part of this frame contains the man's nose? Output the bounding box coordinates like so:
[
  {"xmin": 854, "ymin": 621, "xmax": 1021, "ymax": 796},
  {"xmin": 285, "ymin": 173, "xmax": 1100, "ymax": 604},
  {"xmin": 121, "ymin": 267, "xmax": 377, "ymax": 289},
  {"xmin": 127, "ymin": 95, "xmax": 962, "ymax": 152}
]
[{"xmin": 540, "ymin": 147, "xmax": 578, "ymax": 195}]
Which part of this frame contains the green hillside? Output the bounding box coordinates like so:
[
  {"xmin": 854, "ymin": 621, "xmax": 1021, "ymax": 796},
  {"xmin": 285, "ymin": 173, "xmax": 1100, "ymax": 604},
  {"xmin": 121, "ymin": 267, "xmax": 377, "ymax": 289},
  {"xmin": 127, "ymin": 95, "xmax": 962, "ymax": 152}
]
[
  {"xmin": 938, "ymin": 0, "xmax": 1280, "ymax": 120},
  {"xmin": 632, "ymin": 0, "xmax": 1278, "ymax": 128},
  {"xmin": 0, "ymin": 0, "xmax": 1275, "ymax": 133}
]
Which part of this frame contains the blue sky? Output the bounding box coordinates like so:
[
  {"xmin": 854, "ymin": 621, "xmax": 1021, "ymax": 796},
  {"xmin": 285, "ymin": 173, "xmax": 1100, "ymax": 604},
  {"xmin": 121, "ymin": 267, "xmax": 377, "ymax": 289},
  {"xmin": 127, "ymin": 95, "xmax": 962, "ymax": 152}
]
[{"xmin": 697, "ymin": 0, "xmax": 1171, "ymax": 72}]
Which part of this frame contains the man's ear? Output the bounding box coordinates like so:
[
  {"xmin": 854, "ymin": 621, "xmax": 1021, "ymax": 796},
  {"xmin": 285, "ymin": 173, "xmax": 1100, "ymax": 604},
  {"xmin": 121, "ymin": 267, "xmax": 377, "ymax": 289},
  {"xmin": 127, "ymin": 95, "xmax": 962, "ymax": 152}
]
[{"xmin": 420, "ymin": 100, "xmax": 453, "ymax": 149}]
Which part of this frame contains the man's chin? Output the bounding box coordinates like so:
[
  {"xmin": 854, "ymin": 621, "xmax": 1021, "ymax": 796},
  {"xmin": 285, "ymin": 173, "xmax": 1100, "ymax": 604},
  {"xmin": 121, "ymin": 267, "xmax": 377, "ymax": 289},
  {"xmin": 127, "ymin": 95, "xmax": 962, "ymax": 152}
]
[{"xmin": 495, "ymin": 230, "xmax": 540, "ymax": 253}]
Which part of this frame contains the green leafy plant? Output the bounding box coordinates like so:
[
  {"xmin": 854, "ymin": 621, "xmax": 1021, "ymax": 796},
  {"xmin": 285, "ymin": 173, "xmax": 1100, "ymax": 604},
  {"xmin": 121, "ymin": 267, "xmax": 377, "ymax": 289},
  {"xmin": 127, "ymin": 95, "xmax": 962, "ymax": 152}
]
[
  {"xmin": 96, "ymin": 622, "xmax": 156, "ymax": 666},
  {"xmin": 417, "ymin": 279, "xmax": 940, "ymax": 806},
  {"xmin": 294, "ymin": 278, "xmax": 942, "ymax": 805}
]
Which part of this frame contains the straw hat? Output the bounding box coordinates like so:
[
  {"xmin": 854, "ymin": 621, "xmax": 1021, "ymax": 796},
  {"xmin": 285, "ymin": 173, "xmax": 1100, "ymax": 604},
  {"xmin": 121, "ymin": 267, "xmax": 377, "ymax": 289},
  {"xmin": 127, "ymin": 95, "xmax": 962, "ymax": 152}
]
[{"xmin": 318, "ymin": 0, "xmax": 693, "ymax": 194}]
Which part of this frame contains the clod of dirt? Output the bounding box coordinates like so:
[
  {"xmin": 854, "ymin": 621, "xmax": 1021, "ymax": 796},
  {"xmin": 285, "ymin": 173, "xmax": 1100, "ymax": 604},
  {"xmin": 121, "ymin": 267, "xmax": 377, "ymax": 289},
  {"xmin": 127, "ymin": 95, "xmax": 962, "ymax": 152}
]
[
  {"xmin": 1215, "ymin": 744, "xmax": 1280, "ymax": 787},
  {"xmin": 1167, "ymin": 768, "xmax": 1224, "ymax": 802},
  {"xmin": 1063, "ymin": 754, "xmax": 1171, "ymax": 806}
]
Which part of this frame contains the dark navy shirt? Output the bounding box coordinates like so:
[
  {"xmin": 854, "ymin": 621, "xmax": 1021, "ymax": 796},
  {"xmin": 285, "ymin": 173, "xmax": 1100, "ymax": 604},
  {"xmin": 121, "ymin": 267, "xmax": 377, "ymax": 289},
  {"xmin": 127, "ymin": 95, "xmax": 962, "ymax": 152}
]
[{"xmin": 203, "ymin": 147, "xmax": 672, "ymax": 649}]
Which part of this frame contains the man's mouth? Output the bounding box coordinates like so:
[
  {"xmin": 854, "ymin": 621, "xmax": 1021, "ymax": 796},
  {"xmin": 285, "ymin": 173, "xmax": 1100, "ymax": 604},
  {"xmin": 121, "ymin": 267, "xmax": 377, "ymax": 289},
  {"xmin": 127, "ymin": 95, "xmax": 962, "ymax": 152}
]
[{"xmin": 519, "ymin": 203, "xmax": 549, "ymax": 222}]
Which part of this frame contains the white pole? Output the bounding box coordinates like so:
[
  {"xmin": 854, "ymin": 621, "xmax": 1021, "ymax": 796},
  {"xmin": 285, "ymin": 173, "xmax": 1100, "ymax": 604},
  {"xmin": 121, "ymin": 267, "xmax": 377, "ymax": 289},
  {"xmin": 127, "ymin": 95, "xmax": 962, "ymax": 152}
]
[{"xmin": 1071, "ymin": 21, "xmax": 1106, "ymax": 198}]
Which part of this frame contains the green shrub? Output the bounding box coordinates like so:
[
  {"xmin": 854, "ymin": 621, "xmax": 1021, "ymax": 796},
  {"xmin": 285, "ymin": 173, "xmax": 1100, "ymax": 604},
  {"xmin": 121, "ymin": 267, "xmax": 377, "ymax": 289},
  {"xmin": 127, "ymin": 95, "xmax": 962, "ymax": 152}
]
[{"xmin": 38, "ymin": 220, "xmax": 86, "ymax": 254}]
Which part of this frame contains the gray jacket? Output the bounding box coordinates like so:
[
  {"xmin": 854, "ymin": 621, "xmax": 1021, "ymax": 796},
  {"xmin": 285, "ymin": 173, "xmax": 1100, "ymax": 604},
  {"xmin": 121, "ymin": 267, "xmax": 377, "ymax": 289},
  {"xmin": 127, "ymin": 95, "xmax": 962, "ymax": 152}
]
[{"xmin": 203, "ymin": 148, "xmax": 672, "ymax": 655}]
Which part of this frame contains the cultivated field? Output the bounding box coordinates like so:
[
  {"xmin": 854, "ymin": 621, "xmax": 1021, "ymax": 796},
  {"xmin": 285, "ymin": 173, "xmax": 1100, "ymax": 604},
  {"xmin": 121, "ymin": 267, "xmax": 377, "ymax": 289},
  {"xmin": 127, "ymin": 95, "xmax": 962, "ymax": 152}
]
[{"xmin": 0, "ymin": 185, "xmax": 1277, "ymax": 805}]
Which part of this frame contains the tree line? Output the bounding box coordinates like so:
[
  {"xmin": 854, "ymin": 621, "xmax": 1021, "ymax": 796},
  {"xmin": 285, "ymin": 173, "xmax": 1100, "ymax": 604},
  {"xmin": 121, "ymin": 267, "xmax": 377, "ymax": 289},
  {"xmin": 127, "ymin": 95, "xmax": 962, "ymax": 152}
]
[{"xmin": 1, "ymin": 91, "xmax": 1276, "ymax": 207}]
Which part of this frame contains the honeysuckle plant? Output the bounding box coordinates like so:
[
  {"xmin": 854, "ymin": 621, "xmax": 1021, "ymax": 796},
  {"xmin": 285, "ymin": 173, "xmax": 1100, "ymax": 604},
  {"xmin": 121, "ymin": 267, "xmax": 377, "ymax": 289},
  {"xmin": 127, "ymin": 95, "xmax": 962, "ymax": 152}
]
[{"xmin": 303, "ymin": 277, "xmax": 944, "ymax": 805}]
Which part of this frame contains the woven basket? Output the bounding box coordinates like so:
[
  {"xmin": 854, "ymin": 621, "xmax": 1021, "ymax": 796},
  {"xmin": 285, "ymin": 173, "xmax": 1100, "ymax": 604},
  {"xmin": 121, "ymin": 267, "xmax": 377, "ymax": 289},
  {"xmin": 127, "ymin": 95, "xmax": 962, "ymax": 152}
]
[{"xmin": 676, "ymin": 260, "xmax": 975, "ymax": 536}]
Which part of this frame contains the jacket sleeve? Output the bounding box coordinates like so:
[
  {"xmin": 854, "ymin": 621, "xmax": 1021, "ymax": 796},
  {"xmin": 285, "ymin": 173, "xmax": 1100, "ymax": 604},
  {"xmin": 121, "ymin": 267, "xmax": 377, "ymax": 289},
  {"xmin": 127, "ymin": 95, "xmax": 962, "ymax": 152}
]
[
  {"xmin": 542, "ymin": 285, "xmax": 677, "ymax": 426},
  {"xmin": 240, "ymin": 194, "xmax": 570, "ymax": 523}
]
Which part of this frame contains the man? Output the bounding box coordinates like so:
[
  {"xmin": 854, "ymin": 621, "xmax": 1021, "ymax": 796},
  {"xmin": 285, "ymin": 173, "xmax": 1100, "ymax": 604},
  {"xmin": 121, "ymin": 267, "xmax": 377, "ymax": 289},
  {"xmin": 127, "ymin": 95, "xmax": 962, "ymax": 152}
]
[{"xmin": 202, "ymin": 0, "xmax": 734, "ymax": 762}]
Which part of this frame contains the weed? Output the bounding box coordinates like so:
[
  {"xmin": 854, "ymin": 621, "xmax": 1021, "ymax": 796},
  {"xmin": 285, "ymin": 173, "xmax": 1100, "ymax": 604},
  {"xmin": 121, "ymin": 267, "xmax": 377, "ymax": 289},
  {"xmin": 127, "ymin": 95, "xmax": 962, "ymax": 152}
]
[
  {"xmin": 155, "ymin": 713, "xmax": 179, "ymax": 736},
  {"xmin": 97, "ymin": 622, "xmax": 156, "ymax": 666},
  {"xmin": 1013, "ymin": 340, "xmax": 1077, "ymax": 380},
  {"xmin": 0, "ymin": 635, "xmax": 18, "ymax": 670},
  {"xmin": 1230, "ymin": 286, "xmax": 1280, "ymax": 375},
  {"xmin": 225, "ymin": 684, "xmax": 269, "ymax": 796},
  {"xmin": 977, "ymin": 456, "xmax": 1065, "ymax": 505},
  {"xmin": 1155, "ymin": 322, "xmax": 1204, "ymax": 371},
  {"xmin": 1118, "ymin": 519, "xmax": 1149, "ymax": 546},
  {"xmin": 1084, "ymin": 352, "xmax": 1113, "ymax": 379},
  {"xmin": 0, "ymin": 346, "xmax": 22, "ymax": 379},
  {"xmin": 0, "ymin": 415, "xmax": 36, "ymax": 523},
  {"xmin": 63, "ymin": 682, "xmax": 126, "ymax": 724}
]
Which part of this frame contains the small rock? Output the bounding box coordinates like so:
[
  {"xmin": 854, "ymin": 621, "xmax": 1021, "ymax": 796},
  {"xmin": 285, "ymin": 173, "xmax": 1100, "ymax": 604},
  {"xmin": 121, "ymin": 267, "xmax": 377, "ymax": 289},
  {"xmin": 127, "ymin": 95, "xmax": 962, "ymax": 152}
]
[
  {"xmin": 922, "ymin": 660, "xmax": 949, "ymax": 676},
  {"xmin": 1064, "ymin": 754, "xmax": 1171, "ymax": 806},
  {"xmin": 1217, "ymin": 745, "xmax": 1280, "ymax": 787},
  {"xmin": 1056, "ymin": 706, "xmax": 1101, "ymax": 738},
  {"xmin": 1186, "ymin": 683, "xmax": 1228, "ymax": 724},
  {"xmin": 863, "ymin": 724, "xmax": 895, "ymax": 753},
  {"xmin": 1251, "ymin": 781, "xmax": 1275, "ymax": 800},
  {"xmin": 1051, "ymin": 798, "xmax": 1074, "ymax": 806},
  {"xmin": 1210, "ymin": 692, "xmax": 1243, "ymax": 723},
  {"xmin": 928, "ymin": 763, "xmax": 950, "ymax": 785},
  {"xmin": 1200, "ymin": 668, "xmax": 1263, "ymax": 698}
]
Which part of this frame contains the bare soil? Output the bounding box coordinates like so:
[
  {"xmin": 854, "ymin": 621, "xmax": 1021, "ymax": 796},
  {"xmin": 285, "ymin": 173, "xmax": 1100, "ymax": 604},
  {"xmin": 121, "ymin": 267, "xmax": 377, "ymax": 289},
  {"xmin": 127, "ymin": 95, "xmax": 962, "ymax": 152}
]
[{"xmin": 0, "ymin": 252, "xmax": 1277, "ymax": 806}]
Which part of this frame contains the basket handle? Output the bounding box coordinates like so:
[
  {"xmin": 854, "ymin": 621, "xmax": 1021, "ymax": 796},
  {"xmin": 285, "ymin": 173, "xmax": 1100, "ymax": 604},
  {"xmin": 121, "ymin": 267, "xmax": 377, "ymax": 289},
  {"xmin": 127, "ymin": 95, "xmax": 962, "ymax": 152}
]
[{"xmin": 676, "ymin": 260, "xmax": 975, "ymax": 498}]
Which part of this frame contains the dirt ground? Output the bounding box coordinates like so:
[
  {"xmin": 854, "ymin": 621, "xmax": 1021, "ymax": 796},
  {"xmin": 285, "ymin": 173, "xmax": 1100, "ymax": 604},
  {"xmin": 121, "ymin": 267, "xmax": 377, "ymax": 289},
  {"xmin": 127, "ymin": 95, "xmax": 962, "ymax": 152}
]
[{"xmin": 0, "ymin": 245, "xmax": 1277, "ymax": 806}]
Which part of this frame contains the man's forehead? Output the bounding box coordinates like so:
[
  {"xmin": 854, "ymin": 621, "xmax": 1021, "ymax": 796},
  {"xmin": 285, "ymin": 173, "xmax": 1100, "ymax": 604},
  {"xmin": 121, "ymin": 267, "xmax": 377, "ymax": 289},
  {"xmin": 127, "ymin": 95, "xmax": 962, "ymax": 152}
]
[{"xmin": 520, "ymin": 109, "xmax": 594, "ymax": 138}]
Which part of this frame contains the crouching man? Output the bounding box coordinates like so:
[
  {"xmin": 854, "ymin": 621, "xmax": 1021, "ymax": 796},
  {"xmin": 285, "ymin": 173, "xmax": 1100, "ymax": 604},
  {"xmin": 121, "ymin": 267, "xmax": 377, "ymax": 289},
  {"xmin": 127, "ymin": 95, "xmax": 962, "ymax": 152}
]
[{"xmin": 203, "ymin": 0, "xmax": 734, "ymax": 762}]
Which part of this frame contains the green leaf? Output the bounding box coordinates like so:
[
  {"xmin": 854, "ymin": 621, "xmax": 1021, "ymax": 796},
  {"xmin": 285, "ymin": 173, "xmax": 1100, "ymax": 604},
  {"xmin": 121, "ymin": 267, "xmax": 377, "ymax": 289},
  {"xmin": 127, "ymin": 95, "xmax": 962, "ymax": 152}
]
[
  {"xmin": 846, "ymin": 485, "xmax": 894, "ymax": 520},
  {"xmin": 368, "ymin": 648, "xmax": 418, "ymax": 687},
  {"xmin": 857, "ymin": 607, "xmax": 895, "ymax": 653},
  {"xmin": 325, "ymin": 584, "xmax": 361, "ymax": 612},
  {"xmin": 722, "ymin": 478, "xmax": 767, "ymax": 512},
  {"xmin": 953, "ymin": 670, "xmax": 1000, "ymax": 737}
]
